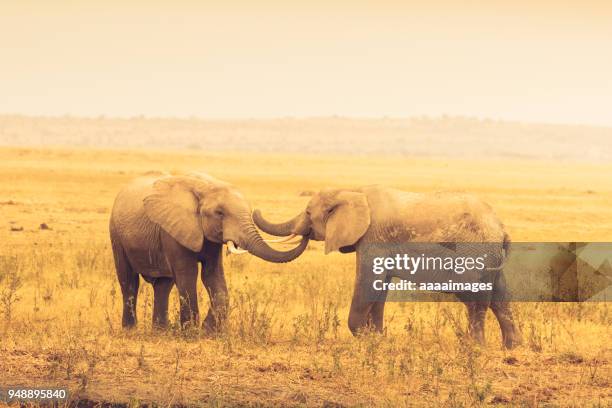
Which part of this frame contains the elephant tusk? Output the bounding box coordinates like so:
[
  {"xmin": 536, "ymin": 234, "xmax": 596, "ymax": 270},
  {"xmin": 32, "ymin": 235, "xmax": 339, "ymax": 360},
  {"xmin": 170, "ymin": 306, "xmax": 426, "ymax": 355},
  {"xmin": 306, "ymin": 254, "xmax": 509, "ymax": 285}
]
[
  {"xmin": 264, "ymin": 233, "xmax": 298, "ymax": 243},
  {"xmin": 227, "ymin": 241, "xmax": 248, "ymax": 255},
  {"xmin": 274, "ymin": 236, "xmax": 304, "ymax": 245}
]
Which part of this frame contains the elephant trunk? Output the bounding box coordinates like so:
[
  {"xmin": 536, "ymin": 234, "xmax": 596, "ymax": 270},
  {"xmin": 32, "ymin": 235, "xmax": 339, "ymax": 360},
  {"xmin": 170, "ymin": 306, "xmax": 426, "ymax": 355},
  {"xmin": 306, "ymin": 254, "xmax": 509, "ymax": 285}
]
[
  {"xmin": 252, "ymin": 209, "xmax": 303, "ymax": 236},
  {"xmin": 238, "ymin": 213, "xmax": 309, "ymax": 263}
]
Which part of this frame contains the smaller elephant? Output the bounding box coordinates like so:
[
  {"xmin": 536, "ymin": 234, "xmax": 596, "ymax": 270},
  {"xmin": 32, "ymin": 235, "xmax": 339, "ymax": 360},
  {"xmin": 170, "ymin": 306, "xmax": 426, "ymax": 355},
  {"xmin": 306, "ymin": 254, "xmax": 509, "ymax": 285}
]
[
  {"xmin": 254, "ymin": 185, "xmax": 522, "ymax": 349},
  {"xmin": 109, "ymin": 172, "xmax": 308, "ymax": 330}
]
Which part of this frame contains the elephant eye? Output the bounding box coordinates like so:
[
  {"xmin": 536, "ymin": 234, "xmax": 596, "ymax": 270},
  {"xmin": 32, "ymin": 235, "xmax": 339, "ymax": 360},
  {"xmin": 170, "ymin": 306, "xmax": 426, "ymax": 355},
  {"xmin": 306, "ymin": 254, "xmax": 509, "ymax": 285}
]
[{"xmin": 214, "ymin": 209, "xmax": 224, "ymax": 217}]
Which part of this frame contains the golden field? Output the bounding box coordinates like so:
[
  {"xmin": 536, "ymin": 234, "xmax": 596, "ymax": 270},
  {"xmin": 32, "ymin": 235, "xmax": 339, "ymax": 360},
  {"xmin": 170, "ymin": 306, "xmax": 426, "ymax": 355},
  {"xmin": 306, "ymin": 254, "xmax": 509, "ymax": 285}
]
[{"xmin": 0, "ymin": 146, "xmax": 611, "ymax": 407}]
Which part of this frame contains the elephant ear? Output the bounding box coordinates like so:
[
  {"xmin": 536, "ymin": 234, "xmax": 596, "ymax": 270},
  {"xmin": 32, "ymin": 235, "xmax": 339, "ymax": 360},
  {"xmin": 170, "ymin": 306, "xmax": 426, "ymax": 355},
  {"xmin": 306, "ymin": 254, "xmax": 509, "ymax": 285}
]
[
  {"xmin": 143, "ymin": 177, "xmax": 207, "ymax": 252},
  {"xmin": 325, "ymin": 191, "xmax": 370, "ymax": 254}
]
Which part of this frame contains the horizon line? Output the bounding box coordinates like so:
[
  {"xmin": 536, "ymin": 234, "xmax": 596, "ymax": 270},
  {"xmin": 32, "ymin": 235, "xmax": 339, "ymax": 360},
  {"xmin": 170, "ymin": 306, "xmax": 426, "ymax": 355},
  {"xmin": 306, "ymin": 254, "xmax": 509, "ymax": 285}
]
[{"xmin": 1, "ymin": 113, "xmax": 611, "ymax": 130}]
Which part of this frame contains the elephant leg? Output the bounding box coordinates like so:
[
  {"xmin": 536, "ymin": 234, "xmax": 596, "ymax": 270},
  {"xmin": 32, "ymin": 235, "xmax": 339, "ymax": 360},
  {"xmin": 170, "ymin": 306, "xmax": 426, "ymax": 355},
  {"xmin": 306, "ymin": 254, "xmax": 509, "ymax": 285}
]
[
  {"xmin": 201, "ymin": 241, "xmax": 229, "ymax": 333},
  {"xmin": 465, "ymin": 301, "xmax": 488, "ymax": 345},
  {"xmin": 112, "ymin": 241, "xmax": 139, "ymax": 328},
  {"xmin": 174, "ymin": 266, "xmax": 199, "ymax": 328},
  {"xmin": 152, "ymin": 277, "xmax": 174, "ymax": 328},
  {"xmin": 490, "ymin": 271, "xmax": 522, "ymax": 349},
  {"xmin": 348, "ymin": 252, "xmax": 380, "ymax": 335},
  {"xmin": 367, "ymin": 290, "xmax": 388, "ymax": 332},
  {"xmin": 174, "ymin": 264, "xmax": 200, "ymax": 328},
  {"xmin": 161, "ymin": 232, "xmax": 200, "ymax": 328},
  {"xmin": 348, "ymin": 297, "xmax": 375, "ymax": 335},
  {"xmin": 491, "ymin": 301, "xmax": 522, "ymax": 349}
]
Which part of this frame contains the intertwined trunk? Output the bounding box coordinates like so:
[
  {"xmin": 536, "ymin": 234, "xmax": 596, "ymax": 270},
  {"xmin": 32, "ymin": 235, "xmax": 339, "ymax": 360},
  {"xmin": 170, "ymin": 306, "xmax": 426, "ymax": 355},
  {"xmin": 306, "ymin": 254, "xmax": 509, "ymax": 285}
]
[
  {"xmin": 238, "ymin": 213, "xmax": 308, "ymax": 262},
  {"xmin": 251, "ymin": 209, "xmax": 303, "ymax": 236}
]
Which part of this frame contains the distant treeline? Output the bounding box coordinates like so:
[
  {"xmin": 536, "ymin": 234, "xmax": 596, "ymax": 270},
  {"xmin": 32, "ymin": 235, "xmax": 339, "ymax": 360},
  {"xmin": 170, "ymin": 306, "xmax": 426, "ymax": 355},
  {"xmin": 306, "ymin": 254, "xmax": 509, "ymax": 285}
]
[{"xmin": 1, "ymin": 115, "xmax": 611, "ymax": 162}]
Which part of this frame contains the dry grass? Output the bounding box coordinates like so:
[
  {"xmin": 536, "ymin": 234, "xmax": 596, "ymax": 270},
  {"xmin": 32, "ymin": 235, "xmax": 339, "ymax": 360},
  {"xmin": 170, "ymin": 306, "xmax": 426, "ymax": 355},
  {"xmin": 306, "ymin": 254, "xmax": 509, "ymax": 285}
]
[{"xmin": 0, "ymin": 146, "xmax": 611, "ymax": 407}]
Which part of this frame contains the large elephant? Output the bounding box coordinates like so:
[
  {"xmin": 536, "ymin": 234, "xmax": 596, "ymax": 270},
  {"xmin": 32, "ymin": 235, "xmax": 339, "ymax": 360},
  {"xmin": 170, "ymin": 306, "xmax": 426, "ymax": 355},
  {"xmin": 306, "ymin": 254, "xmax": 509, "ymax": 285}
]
[
  {"xmin": 109, "ymin": 172, "xmax": 308, "ymax": 330},
  {"xmin": 253, "ymin": 185, "xmax": 522, "ymax": 349}
]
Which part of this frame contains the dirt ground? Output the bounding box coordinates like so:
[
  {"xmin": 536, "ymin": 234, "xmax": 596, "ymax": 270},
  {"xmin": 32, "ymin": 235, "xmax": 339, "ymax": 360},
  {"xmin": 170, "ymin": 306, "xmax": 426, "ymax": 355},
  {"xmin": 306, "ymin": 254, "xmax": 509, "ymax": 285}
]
[{"xmin": 0, "ymin": 146, "xmax": 610, "ymax": 406}]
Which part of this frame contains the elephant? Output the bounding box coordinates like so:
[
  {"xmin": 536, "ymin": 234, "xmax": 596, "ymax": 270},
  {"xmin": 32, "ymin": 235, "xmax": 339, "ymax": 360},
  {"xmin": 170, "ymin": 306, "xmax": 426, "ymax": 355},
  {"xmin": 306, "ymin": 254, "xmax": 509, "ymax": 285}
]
[
  {"xmin": 109, "ymin": 172, "xmax": 308, "ymax": 330},
  {"xmin": 253, "ymin": 185, "xmax": 523, "ymax": 349}
]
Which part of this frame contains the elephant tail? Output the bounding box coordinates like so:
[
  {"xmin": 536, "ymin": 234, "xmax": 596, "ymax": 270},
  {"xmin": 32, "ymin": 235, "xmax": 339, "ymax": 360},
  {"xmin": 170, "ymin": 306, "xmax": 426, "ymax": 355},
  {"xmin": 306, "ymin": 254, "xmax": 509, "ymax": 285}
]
[
  {"xmin": 486, "ymin": 232, "xmax": 511, "ymax": 271},
  {"xmin": 502, "ymin": 231, "xmax": 511, "ymax": 259}
]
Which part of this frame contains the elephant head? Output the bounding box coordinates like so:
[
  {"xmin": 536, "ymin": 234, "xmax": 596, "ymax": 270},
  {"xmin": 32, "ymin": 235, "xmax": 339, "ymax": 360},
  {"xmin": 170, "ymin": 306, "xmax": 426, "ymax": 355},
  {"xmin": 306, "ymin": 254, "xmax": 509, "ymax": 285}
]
[
  {"xmin": 143, "ymin": 173, "xmax": 308, "ymax": 262},
  {"xmin": 253, "ymin": 188, "xmax": 370, "ymax": 254}
]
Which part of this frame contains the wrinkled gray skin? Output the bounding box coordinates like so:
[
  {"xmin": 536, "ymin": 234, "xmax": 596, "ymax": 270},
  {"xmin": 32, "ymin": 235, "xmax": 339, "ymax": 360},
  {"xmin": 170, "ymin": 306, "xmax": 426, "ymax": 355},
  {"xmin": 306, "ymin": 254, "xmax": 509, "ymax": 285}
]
[
  {"xmin": 254, "ymin": 185, "xmax": 522, "ymax": 349},
  {"xmin": 109, "ymin": 173, "xmax": 308, "ymax": 330}
]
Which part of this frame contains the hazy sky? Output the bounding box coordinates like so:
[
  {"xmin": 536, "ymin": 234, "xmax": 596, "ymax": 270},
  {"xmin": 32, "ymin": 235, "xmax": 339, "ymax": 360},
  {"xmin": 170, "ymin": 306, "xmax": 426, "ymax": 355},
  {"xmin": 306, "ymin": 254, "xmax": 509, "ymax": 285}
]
[{"xmin": 1, "ymin": 1, "xmax": 611, "ymax": 125}]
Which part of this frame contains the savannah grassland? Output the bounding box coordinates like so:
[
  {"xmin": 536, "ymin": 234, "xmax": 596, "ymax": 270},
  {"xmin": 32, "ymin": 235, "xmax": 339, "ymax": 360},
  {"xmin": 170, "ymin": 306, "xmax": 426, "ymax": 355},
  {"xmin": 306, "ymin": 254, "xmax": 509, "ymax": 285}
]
[{"xmin": 0, "ymin": 146, "xmax": 611, "ymax": 407}]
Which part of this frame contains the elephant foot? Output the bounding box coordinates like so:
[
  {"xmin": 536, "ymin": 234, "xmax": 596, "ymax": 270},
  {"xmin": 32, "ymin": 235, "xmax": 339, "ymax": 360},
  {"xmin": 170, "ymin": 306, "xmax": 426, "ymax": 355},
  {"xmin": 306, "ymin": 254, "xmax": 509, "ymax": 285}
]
[
  {"xmin": 177, "ymin": 308, "xmax": 200, "ymax": 330},
  {"xmin": 467, "ymin": 331, "xmax": 486, "ymax": 347},
  {"xmin": 202, "ymin": 320, "xmax": 219, "ymax": 335},
  {"xmin": 467, "ymin": 321, "xmax": 486, "ymax": 346},
  {"xmin": 502, "ymin": 329, "xmax": 523, "ymax": 350},
  {"xmin": 202, "ymin": 311, "xmax": 226, "ymax": 335},
  {"xmin": 152, "ymin": 320, "xmax": 169, "ymax": 331},
  {"xmin": 122, "ymin": 317, "xmax": 137, "ymax": 329},
  {"xmin": 348, "ymin": 323, "xmax": 383, "ymax": 337}
]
